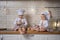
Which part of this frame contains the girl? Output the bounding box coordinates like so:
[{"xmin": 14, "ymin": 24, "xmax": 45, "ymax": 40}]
[
  {"xmin": 29, "ymin": 14, "xmax": 48, "ymax": 32},
  {"xmin": 38, "ymin": 14, "xmax": 48, "ymax": 31}
]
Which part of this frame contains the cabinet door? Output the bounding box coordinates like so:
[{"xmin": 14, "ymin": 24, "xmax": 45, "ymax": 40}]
[
  {"xmin": 3, "ymin": 34, "xmax": 28, "ymax": 40},
  {"xmin": 2, "ymin": 34, "xmax": 60, "ymax": 40},
  {"xmin": 47, "ymin": 35, "xmax": 60, "ymax": 40},
  {"xmin": 3, "ymin": 34, "xmax": 19, "ymax": 40},
  {"xmin": 18, "ymin": 34, "xmax": 48, "ymax": 40},
  {"xmin": 31, "ymin": 35, "xmax": 48, "ymax": 40},
  {"xmin": 0, "ymin": 35, "xmax": 3, "ymax": 40}
]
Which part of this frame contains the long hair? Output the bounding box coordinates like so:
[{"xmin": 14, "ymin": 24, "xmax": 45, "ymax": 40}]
[{"xmin": 48, "ymin": 10, "xmax": 52, "ymax": 18}]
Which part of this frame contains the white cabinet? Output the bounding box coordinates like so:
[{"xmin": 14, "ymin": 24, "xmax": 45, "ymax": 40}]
[
  {"xmin": 3, "ymin": 34, "xmax": 32, "ymax": 40},
  {"xmin": 3, "ymin": 34, "xmax": 19, "ymax": 40},
  {"xmin": 0, "ymin": 34, "xmax": 60, "ymax": 40},
  {"xmin": 18, "ymin": 34, "xmax": 48, "ymax": 40},
  {"xmin": 0, "ymin": 34, "xmax": 3, "ymax": 40},
  {"xmin": 24, "ymin": 34, "xmax": 60, "ymax": 40},
  {"xmin": 31, "ymin": 35, "xmax": 48, "ymax": 40},
  {"xmin": 0, "ymin": 34, "xmax": 48, "ymax": 40},
  {"xmin": 47, "ymin": 35, "xmax": 60, "ymax": 40},
  {"xmin": 0, "ymin": 35, "xmax": 1, "ymax": 40}
]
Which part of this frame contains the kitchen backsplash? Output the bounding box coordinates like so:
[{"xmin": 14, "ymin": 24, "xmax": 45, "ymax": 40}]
[{"xmin": 0, "ymin": 1, "xmax": 60, "ymax": 28}]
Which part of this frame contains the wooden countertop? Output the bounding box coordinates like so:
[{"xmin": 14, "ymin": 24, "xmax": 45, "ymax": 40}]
[
  {"xmin": 27, "ymin": 30, "xmax": 60, "ymax": 34},
  {"xmin": 0, "ymin": 30, "xmax": 60, "ymax": 34}
]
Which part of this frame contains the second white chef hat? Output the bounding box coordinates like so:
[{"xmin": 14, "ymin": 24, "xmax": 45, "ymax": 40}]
[{"xmin": 41, "ymin": 10, "xmax": 50, "ymax": 20}]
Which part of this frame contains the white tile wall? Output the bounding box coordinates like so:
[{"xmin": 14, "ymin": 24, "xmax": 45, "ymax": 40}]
[
  {"xmin": 0, "ymin": 34, "xmax": 60, "ymax": 40},
  {"xmin": 0, "ymin": 1, "xmax": 60, "ymax": 28}
]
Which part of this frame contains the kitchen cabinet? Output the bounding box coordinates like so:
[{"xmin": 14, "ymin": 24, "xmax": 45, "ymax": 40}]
[
  {"xmin": 28, "ymin": 35, "xmax": 48, "ymax": 40},
  {"xmin": 47, "ymin": 35, "xmax": 60, "ymax": 40},
  {"xmin": 0, "ymin": 35, "xmax": 2, "ymax": 40},
  {"xmin": 2, "ymin": 34, "xmax": 32, "ymax": 40},
  {"xmin": 31, "ymin": 35, "xmax": 60, "ymax": 40},
  {"xmin": 0, "ymin": 34, "xmax": 20, "ymax": 40},
  {"xmin": 0, "ymin": 34, "xmax": 60, "ymax": 40},
  {"xmin": 3, "ymin": 34, "xmax": 19, "ymax": 40}
]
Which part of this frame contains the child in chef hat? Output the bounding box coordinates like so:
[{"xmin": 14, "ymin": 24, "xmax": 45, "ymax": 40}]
[
  {"xmin": 34, "ymin": 11, "xmax": 49, "ymax": 31},
  {"xmin": 14, "ymin": 9, "xmax": 28, "ymax": 34},
  {"xmin": 29, "ymin": 14, "xmax": 48, "ymax": 32},
  {"xmin": 41, "ymin": 10, "xmax": 52, "ymax": 20},
  {"xmin": 38, "ymin": 14, "xmax": 48, "ymax": 31}
]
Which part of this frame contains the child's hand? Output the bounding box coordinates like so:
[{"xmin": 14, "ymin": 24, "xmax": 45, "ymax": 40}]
[
  {"xmin": 31, "ymin": 27, "xmax": 35, "ymax": 31},
  {"xmin": 20, "ymin": 31, "xmax": 25, "ymax": 34},
  {"xmin": 39, "ymin": 27, "xmax": 45, "ymax": 31},
  {"xmin": 28, "ymin": 27, "xmax": 32, "ymax": 31},
  {"xmin": 18, "ymin": 28, "xmax": 26, "ymax": 34},
  {"xmin": 34, "ymin": 27, "xmax": 40, "ymax": 31}
]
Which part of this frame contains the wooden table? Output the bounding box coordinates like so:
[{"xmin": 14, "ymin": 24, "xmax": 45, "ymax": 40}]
[
  {"xmin": 0, "ymin": 30, "xmax": 60, "ymax": 34},
  {"xmin": 27, "ymin": 30, "xmax": 60, "ymax": 34}
]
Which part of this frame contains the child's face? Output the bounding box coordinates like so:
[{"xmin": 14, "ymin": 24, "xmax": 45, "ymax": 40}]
[
  {"xmin": 41, "ymin": 15, "xmax": 46, "ymax": 20},
  {"xmin": 19, "ymin": 15, "xmax": 23, "ymax": 19}
]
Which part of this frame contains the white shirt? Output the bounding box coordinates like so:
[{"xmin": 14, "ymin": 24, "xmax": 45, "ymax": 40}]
[
  {"xmin": 14, "ymin": 17, "xmax": 28, "ymax": 27},
  {"xmin": 39, "ymin": 20, "xmax": 48, "ymax": 28}
]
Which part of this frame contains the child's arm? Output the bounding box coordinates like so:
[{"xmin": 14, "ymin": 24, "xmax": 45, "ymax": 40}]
[
  {"xmin": 24, "ymin": 19, "xmax": 28, "ymax": 27},
  {"xmin": 44, "ymin": 21, "xmax": 48, "ymax": 28},
  {"xmin": 38, "ymin": 20, "xmax": 42, "ymax": 27}
]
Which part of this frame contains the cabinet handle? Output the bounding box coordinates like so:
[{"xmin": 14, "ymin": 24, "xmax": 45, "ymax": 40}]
[{"xmin": 1, "ymin": 37, "xmax": 3, "ymax": 40}]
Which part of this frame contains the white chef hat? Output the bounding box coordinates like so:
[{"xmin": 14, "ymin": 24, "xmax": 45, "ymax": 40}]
[
  {"xmin": 41, "ymin": 10, "xmax": 50, "ymax": 20},
  {"xmin": 17, "ymin": 9, "xmax": 25, "ymax": 15},
  {"xmin": 41, "ymin": 10, "xmax": 49, "ymax": 15}
]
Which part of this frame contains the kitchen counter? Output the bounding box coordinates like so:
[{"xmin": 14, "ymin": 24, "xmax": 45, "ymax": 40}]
[{"xmin": 0, "ymin": 30, "xmax": 60, "ymax": 34}]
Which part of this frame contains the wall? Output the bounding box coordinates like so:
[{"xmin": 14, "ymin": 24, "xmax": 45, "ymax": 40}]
[{"xmin": 0, "ymin": 1, "xmax": 60, "ymax": 28}]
